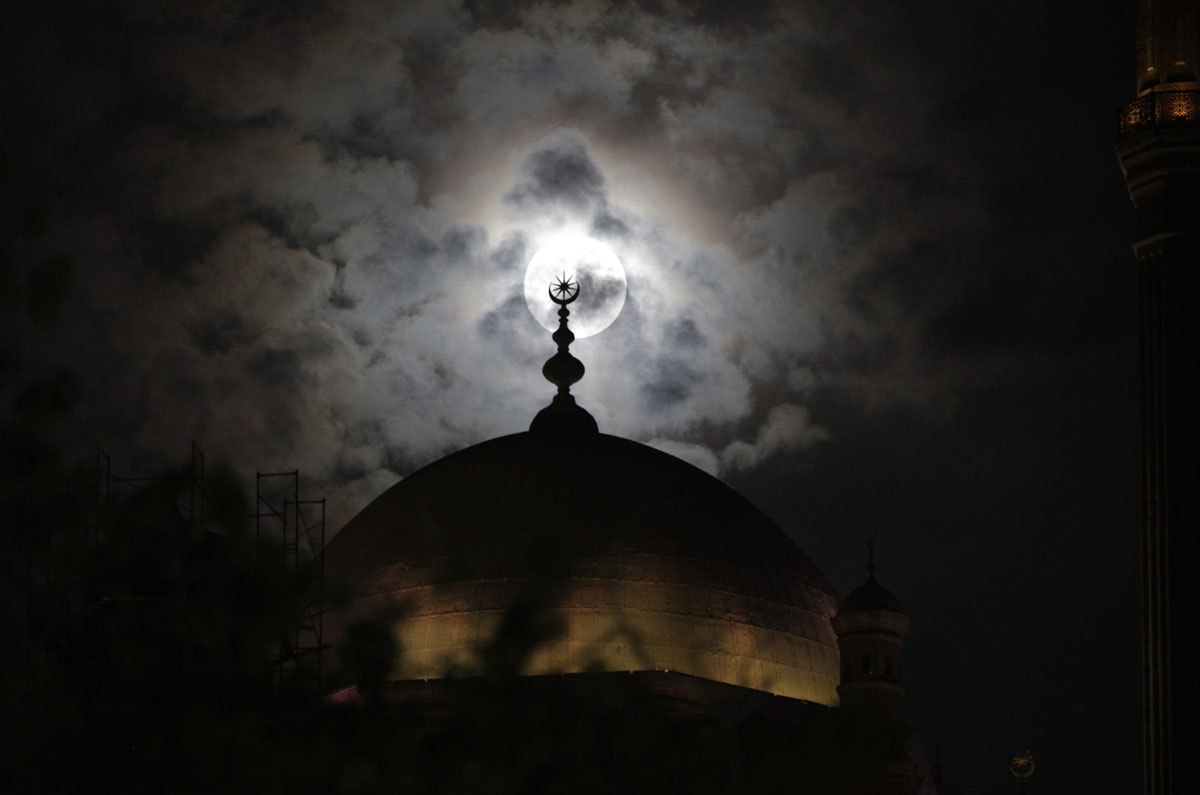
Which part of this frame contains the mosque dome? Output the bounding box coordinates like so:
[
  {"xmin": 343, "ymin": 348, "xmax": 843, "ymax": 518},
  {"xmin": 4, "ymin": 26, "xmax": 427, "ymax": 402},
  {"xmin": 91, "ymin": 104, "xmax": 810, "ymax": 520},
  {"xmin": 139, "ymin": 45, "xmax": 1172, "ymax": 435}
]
[
  {"xmin": 323, "ymin": 429, "xmax": 842, "ymax": 705},
  {"xmin": 324, "ymin": 275, "xmax": 841, "ymax": 705}
]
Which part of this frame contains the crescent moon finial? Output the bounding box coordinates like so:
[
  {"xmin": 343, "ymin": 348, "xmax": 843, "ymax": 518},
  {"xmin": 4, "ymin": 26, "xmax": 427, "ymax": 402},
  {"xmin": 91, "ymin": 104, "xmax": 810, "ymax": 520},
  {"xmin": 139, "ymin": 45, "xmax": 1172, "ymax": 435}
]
[
  {"xmin": 1010, "ymin": 751, "xmax": 1035, "ymax": 780},
  {"xmin": 529, "ymin": 271, "xmax": 597, "ymax": 436},
  {"xmin": 549, "ymin": 272, "xmax": 580, "ymax": 306}
]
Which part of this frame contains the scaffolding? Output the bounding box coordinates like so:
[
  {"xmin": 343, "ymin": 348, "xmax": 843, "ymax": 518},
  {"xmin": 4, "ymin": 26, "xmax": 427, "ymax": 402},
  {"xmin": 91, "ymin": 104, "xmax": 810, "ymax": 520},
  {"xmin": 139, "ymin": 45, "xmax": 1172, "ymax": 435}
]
[
  {"xmin": 14, "ymin": 444, "xmax": 323, "ymax": 794},
  {"xmin": 92, "ymin": 441, "xmax": 209, "ymax": 543},
  {"xmin": 22, "ymin": 443, "xmax": 326, "ymax": 688},
  {"xmin": 255, "ymin": 469, "xmax": 327, "ymax": 690}
]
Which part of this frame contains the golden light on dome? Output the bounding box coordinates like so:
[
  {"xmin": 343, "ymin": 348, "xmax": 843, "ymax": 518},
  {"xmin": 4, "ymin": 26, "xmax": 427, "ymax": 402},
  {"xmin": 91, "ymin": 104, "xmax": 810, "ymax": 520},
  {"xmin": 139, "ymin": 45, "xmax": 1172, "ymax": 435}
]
[{"xmin": 323, "ymin": 433, "xmax": 843, "ymax": 706}]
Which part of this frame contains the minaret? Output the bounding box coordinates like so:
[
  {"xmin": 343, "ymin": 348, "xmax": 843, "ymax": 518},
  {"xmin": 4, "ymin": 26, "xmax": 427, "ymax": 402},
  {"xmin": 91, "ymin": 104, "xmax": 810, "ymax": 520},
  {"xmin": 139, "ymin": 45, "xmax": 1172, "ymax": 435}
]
[
  {"xmin": 831, "ymin": 545, "xmax": 911, "ymax": 721},
  {"xmin": 1115, "ymin": 4, "xmax": 1200, "ymax": 795}
]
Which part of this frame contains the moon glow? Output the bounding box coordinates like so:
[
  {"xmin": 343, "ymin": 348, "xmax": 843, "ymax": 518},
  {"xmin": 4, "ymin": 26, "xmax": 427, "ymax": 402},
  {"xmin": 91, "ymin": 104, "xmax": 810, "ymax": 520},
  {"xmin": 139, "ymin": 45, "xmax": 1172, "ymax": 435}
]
[{"xmin": 524, "ymin": 235, "xmax": 627, "ymax": 338}]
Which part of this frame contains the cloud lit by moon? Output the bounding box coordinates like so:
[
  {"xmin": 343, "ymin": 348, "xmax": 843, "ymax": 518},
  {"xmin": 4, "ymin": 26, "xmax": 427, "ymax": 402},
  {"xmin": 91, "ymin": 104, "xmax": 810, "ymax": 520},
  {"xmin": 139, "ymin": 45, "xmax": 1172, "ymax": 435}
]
[{"xmin": 523, "ymin": 235, "xmax": 627, "ymax": 338}]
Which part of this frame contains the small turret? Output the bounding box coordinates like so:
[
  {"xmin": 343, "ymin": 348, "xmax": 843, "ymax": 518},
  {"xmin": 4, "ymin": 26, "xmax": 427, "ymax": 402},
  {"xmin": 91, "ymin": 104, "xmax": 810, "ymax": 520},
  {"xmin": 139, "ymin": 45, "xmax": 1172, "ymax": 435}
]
[{"xmin": 831, "ymin": 544, "xmax": 911, "ymax": 720}]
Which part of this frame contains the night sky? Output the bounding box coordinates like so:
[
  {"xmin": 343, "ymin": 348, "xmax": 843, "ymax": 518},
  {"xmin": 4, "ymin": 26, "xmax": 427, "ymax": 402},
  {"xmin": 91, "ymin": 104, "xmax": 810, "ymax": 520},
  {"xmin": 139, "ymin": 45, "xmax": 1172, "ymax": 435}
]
[{"xmin": 3, "ymin": 2, "xmax": 1141, "ymax": 793}]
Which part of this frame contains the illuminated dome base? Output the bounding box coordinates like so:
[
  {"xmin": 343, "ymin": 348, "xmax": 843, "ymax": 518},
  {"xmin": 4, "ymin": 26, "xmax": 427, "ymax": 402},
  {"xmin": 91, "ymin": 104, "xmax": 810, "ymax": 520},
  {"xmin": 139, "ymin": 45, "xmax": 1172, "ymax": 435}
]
[{"xmin": 324, "ymin": 432, "xmax": 841, "ymax": 705}]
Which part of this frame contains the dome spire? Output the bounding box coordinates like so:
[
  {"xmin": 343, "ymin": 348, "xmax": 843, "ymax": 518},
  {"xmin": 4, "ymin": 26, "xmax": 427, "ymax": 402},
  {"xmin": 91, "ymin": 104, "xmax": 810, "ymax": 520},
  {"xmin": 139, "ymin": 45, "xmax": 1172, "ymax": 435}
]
[
  {"xmin": 530, "ymin": 273, "xmax": 598, "ymax": 436},
  {"xmin": 866, "ymin": 540, "xmax": 877, "ymax": 581}
]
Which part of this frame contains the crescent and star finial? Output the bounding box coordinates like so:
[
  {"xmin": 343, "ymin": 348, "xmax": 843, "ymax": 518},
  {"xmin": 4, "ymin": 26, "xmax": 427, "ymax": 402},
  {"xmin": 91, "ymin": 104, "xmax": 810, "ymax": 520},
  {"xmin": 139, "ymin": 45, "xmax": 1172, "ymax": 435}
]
[
  {"xmin": 1010, "ymin": 750, "xmax": 1035, "ymax": 793},
  {"xmin": 550, "ymin": 272, "xmax": 580, "ymax": 305},
  {"xmin": 530, "ymin": 272, "xmax": 598, "ymax": 436}
]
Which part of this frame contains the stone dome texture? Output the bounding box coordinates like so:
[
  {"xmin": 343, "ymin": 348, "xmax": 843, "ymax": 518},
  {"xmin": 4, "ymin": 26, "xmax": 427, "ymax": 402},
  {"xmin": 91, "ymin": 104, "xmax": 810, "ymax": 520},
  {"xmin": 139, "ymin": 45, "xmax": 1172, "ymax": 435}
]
[{"xmin": 324, "ymin": 430, "xmax": 842, "ymax": 705}]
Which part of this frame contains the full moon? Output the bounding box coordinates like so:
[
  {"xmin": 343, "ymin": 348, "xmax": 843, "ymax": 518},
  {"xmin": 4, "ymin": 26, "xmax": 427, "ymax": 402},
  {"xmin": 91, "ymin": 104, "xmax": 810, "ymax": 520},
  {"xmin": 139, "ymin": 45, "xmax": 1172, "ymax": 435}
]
[{"xmin": 524, "ymin": 235, "xmax": 627, "ymax": 338}]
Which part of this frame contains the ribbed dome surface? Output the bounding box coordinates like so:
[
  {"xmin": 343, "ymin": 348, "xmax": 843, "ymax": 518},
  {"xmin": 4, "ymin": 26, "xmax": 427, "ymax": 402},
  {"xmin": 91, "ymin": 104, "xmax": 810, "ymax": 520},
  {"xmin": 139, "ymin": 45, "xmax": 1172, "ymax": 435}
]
[{"xmin": 324, "ymin": 431, "xmax": 841, "ymax": 704}]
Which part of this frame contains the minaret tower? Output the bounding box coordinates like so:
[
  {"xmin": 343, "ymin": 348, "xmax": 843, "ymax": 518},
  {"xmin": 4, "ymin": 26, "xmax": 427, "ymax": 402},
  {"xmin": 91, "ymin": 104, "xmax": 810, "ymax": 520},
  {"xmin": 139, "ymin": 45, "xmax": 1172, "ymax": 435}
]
[
  {"xmin": 1115, "ymin": 4, "xmax": 1200, "ymax": 795},
  {"xmin": 831, "ymin": 545, "xmax": 911, "ymax": 721}
]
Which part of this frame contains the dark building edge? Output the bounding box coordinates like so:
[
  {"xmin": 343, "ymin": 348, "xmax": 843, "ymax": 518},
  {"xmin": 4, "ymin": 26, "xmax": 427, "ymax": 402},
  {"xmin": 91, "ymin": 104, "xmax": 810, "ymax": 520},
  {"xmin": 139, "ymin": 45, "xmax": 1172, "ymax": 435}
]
[{"xmin": 1115, "ymin": 3, "xmax": 1200, "ymax": 793}]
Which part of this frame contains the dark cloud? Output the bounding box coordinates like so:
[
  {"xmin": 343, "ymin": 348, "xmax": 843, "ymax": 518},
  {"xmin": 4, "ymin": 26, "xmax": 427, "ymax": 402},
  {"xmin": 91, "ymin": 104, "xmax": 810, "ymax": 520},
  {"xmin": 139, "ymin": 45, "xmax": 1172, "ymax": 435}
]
[
  {"xmin": 578, "ymin": 271, "xmax": 625, "ymax": 309},
  {"xmin": 504, "ymin": 130, "xmax": 607, "ymax": 211},
  {"xmin": 590, "ymin": 210, "xmax": 630, "ymax": 238},
  {"xmin": 461, "ymin": 0, "xmax": 526, "ymax": 30},
  {"xmin": 328, "ymin": 285, "xmax": 357, "ymax": 310},
  {"xmin": 790, "ymin": 40, "xmax": 870, "ymax": 104},
  {"xmin": 439, "ymin": 224, "xmax": 487, "ymax": 265},
  {"xmin": 10, "ymin": 368, "xmax": 81, "ymax": 422},
  {"xmin": 665, "ymin": 317, "xmax": 706, "ymax": 349},
  {"xmin": 189, "ymin": 309, "xmax": 258, "ymax": 355},
  {"xmin": 246, "ymin": 348, "xmax": 309, "ymax": 389},
  {"xmin": 640, "ymin": 358, "xmax": 703, "ymax": 411},
  {"xmin": 682, "ymin": 0, "xmax": 781, "ymax": 30},
  {"xmin": 847, "ymin": 238, "xmax": 953, "ymax": 321},
  {"xmin": 489, "ymin": 232, "xmax": 528, "ymax": 271},
  {"xmin": 25, "ymin": 253, "xmax": 74, "ymax": 324},
  {"xmin": 477, "ymin": 289, "xmax": 530, "ymax": 345},
  {"xmin": 132, "ymin": 218, "xmax": 220, "ymax": 280}
]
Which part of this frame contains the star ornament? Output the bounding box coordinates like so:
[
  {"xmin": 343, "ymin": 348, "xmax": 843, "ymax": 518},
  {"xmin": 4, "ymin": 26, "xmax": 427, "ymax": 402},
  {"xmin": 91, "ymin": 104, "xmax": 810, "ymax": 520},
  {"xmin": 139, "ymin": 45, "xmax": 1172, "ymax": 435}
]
[
  {"xmin": 1009, "ymin": 751, "xmax": 1035, "ymax": 779},
  {"xmin": 550, "ymin": 272, "xmax": 580, "ymax": 304}
]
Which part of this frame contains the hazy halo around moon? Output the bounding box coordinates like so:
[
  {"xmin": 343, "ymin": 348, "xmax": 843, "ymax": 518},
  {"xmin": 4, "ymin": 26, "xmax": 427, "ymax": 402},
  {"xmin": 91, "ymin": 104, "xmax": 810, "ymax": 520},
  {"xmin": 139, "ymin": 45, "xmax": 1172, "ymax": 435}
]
[{"xmin": 524, "ymin": 235, "xmax": 627, "ymax": 338}]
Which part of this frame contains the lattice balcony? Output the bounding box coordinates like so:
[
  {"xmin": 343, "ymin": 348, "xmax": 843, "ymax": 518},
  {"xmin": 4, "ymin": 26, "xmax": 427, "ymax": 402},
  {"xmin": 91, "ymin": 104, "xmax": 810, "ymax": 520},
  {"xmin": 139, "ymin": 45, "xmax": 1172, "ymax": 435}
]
[{"xmin": 1119, "ymin": 88, "xmax": 1200, "ymax": 138}]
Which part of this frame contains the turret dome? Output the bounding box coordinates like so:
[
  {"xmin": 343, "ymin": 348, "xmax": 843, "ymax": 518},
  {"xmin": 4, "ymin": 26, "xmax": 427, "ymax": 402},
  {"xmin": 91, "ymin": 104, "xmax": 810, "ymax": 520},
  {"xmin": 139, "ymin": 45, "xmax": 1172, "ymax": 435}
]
[{"xmin": 837, "ymin": 576, "xmax": 906, "ymax": 616}]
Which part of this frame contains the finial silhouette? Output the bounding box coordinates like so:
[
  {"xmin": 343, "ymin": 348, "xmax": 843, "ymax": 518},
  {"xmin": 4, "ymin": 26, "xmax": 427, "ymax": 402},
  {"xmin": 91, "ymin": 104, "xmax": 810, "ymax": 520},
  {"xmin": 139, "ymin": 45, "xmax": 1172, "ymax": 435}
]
[
  {"xmin": 867, "ymin": 541, "xmax": 877, "ymax": 581},
  {"xmin": 542, "ymin": 273, "xmax": 583, "ymax": 395},
  {"xmin": 1010, "ymin": 750, "xmax": 1034, "ymax": 794},
  {"xmin": 530, "ymin": 273, "xmax": 598, "ymax": 436},
  {"xmin": 550, "ymin": 272, "xmax": 580, "ymax": 304}
]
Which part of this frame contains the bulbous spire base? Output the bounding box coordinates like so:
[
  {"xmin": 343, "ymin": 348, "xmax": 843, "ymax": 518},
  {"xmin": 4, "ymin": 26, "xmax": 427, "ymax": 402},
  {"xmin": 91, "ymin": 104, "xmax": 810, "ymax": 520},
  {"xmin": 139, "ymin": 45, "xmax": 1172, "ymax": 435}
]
[
  {"xmin": 530, "ymin": 393, "xmax": 598, "ymax": 436},
  {"xmin": 542, "ymin": 349, "xmax": 584, "ymax": 391}
]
